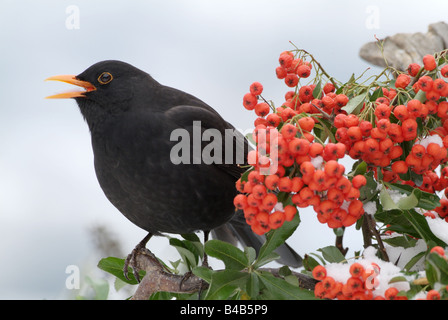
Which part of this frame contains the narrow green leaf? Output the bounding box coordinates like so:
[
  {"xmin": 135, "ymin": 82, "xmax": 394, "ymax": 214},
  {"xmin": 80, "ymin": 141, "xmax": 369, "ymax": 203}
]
[
  {"xmin": 379, "ymin": 187, "xmax": 399, "ymax": 211},
  {"xmin": 257, "ymin": 271, "xmax": 315, "ymax": 300},
  {"xmin": 98, "ymin": 257, "xmax": 142, "ymax": 285},
  {"xmin": 397, "ymin": 189, "xmax": 419, "ymax": 210},
  {"xmin": 205, "ymin": 240, "xmax": 248, "ymax": 270},
  {"xmin": 254, "ymin": 214, "xmax": 300, "ymax": 268},
  {"xmin": 402, "ymin": 210, "xmax": 447, "ymax": 246},
  {"xmin": 244, "ymin": 246, "xmax": 257, "ymax": 266},
  {"xmin": 369, "ymin": 87, "xmax": 384, "ymax": 101},
  {"xmin": 317, "ymin": 246, "xmax": 346, "ymax": 263},
  {"xmin": 388, "ymin": 183, "xmax": 440, "ymax": 210},
  {"xmin": 192, "ymin": 266, "xmax": 214, "ymax": 283},
  {"xmin": 312, "ymin": 80, "xmax": 322, "ymax": 99},
  {"xmin": 403, "ymin": 251, "xmax": 425, "ymax": 271},
  {"xmin": 341, "ymin": 94, "xmax": 365, "ymax": 114},
  {"xmin": 246, "ymin": 272, "xmax": 260, "ymax": 299},
  {"xmin": 204, "ymin": 270, "xmax": 248, "ymax": 300},
  {"xmin": 426, "ymin": 252, "xmax": 448, "ymax": 286}
]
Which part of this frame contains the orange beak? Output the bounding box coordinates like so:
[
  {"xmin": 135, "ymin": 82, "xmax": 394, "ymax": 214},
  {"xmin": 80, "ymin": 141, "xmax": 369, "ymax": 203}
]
[{"xmin": 45, "ymin": 75, "xmax": 96, "ymax": 99}]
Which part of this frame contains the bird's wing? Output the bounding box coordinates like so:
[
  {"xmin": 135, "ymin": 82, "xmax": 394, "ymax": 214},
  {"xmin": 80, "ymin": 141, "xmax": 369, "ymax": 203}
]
[{"xmin": 164, "ymin": 104, "xmax": 249, "ymax": 179}]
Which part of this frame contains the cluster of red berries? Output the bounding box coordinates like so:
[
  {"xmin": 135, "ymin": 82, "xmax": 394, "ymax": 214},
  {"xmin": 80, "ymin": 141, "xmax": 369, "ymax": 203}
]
[
  {"xmin": 237, "ymin": 50, "xmax": 448, "ymax": 235},
  {"xmin": 312, "ymin": 247, "xmax": 448, "ymax": 300},
  {"xmin": 312, "ymin": 263, "xmax": 401, "ymax": 300}
]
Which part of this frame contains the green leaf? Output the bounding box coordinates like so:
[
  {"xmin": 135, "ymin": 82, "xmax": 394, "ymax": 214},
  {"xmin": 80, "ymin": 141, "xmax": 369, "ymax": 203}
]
[
  {"xmin": 192, "ymin": 266, "xmax": 214, "ymax": 283},
  {"xmin": 369, "ymin": 87, "xmax": 384, "ymax": 101},
  {"xmin": 98, "ymin": 257, "xmax": 142, "ymax": 285},
  {"xmin": 414, "ymin": 89, "xmax": 427, "ymax": 103},
  {"xmin": 204, "ymin": 240, "xmax": 248, "ymax": 270},
  {"xmin": 403, "ymin": 251, "xmax": 425, "ymax": 271},
  {"xmin": 379, "ymin": 187, "xmax": 399, "ymax": 211},
  {"xmin": 204, "ymin": 270, "xmax": 248, "ymax": 300},
  {"xmin": 244, "ymin": 246, "xmax": 257, "ymax": 266},
  {"xmin": 359, "ymin": 171, "xmax": 377, "ymax": 202},
  {"xmin": 402, "ymin": 209, "xmax": 446, "ymax": 246},
  {"xmin": 388, "ymin": 183, "xmax": 440, "ymax": 210},
  {"xmin": 341, "ymin": 94, "xmax": 365, "ymax": 114},
  {"xmin": 426, "ymin": 252, "xmax": 448, "ymax": 286},
  {"xmin": 382, "ymin": 236, "xmax": 417, "ymax": 248},
  {"xmin": 246, "ymin": 272, "xmax": 260, "ymax": 298},
  {"xmin": 303, "ymin": 254, "xmax": 321, "ymax": 271},
  {"xmin": 397, "ymin": 189, "xmax": 419, "ymax": 210},
  {"xmin": 170, "ymin": 238, "xmax": 200, "ymax": 269},
  {"xmin": 257, "ymin": 271, "xmax": 315, "ymax": 300},
  {"xmin": 83, "ymin": 276, "xmax": 109, "ymax": 300},
  {"xmin": 312, "ymin": 80, "xmax": 322, "ymax": 99},
  {"xmin": 317, "ymin": 246, "xmax": 346, "ymax": 263},
  {"xmin": 254, "ymin": 214, "xmax": 300, "ymax": 268}
]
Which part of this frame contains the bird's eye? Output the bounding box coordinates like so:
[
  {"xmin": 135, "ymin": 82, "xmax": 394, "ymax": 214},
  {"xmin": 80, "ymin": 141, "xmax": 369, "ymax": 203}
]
[{"xmin": 98, "ymin": 72, "xmax": 113, "ymax": 84}]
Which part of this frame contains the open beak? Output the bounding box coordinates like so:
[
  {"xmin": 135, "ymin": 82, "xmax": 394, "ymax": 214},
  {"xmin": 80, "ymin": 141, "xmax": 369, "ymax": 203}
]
[{"xmin": 45, "ymin": 75, "xmax": 96, "ymax": 99}]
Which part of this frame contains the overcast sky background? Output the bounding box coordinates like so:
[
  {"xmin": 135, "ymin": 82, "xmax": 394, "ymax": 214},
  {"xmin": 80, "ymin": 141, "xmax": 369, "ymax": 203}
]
[{"xmin": 1, "ymin": 0, "xmax": 447, "ymax": 299}]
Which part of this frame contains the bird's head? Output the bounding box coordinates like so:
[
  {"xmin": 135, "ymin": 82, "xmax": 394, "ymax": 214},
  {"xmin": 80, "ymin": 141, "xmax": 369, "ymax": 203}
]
[{"xmin": 46, "ymin": 60, "xmax": 157, "ymax": 129}]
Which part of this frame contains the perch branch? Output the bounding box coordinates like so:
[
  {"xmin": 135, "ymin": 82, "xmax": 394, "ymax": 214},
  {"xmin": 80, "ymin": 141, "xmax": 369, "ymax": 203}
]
[{"xmin": 130, "ymin": 247, "xmax": 317, "ymax": 300}]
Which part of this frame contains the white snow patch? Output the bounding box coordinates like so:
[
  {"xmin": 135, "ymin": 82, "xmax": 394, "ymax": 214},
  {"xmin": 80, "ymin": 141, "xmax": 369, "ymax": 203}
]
[
  {"xmin": 363, "ymin": 201, "xmax": 377, "ymax": 215},
  {"xmin": 417, "ymin": 135, "xmax": 444, "ymax": 149},
  {"xmin": 426, "ymin": 216, "xmax": 448, "ymax": 244}
]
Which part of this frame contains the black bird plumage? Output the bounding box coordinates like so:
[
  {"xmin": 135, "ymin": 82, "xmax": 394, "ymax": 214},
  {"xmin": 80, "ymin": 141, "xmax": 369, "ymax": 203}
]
[{"xmin": 47, "ymin": 60, "xmax": 302, "ymax": 277}]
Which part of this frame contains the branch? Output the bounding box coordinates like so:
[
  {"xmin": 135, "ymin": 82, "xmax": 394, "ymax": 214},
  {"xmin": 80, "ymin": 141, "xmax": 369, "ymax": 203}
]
[
  {"xmin": 130, "ymin": 247, "xmax": 317, "ymax": 300},
  {"xmin": 130, "ymin": 248, "xmax": 203, "ymax": 300}
]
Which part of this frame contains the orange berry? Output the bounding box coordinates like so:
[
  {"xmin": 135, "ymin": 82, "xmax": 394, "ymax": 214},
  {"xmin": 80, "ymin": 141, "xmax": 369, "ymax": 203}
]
[
  {"xmin": 312, "ymin": 265, "xmax": 327, "ymax": 281},
  {"xmin": 289, "ymin": 137, "xmax": 310, "ymax": 155},
  {"xmin": 297, "ymin": 117, "xmax": 315, "ymax": 132},
  {"xmin": 233, "ymin": 194, "xmax": 248, "ymax": 210},
  {"xmin": 407, "ymin": 63, "xmax": 421, "ymax": 76},
  {"xmin": 395, "ymin": 74, "xmax": 411, "ymax": 89},
  {"xmin": 284, "ymin": 205, "xmax": 297, "ymax": 221},
  {"xmin": 347, "ymin": 126, "xmax": 363, "ymax": 142},
  {"xmin": 300, "ymin": 161, "xmax": 315, "ymax": 176},
  {"xmin": 265, "ymin": 174, "xmax": 280, "ymax": 190},
  {"xmin": 391, "ymin": 160, "xmax": 408, "ymax": 174},
  {"xmin": 296, "ymin": 64, "xmax": 311, "ymax": 78},
  {"xmin": 426, "ymin": 290, "xmax": 440, "ymax": 300},
  {"xmin": 250, "ymin": 81, "xmax": 263, "ymax": 96},
  {"xmin": 384, "ymin": 287, "xmax": 399, "ymax": 300},
  {"xmin": 394, "ymin": 104, "xmax": 409, "ymax": 121},
  {"xmin": 375, "ymin": 103, "xmax": 391, "ymax": 119},
  {"xmin": 243, "ymin": 93, "xmax": 258, "ymax": 110},
  {"xmin": 418, "ymin": 75, "xmax": 434, "ymax": 92},
  {"xmin": 309, "ymin": 142, "xmax": 324, "ymax": 157},
  {"xmin": 280, "ymin": 123, "xmax": 297, "ymax": 139},
  {"xmin": 278, "ymin": 176, "xmax": 292, "ymax": 192},
  {"xmin": 430, "ymin": 246, "xmax": 446, "ymax": 257},
  {"xmin": 262, "ymin": 193, "xmax": 278, "ymax": 209},
  {"xmin": 352, "ymin": 175, "xmax": 367, "ymax": 189},
  {"xmin": 291, "ymin": 177, "xmax": 304, "ymax": 193},
  {"xmin": 423, "ymin": 54, "xmax": 436, "ymax": 71},
  {"xmin": 268, "ymin": 211, "xmax": 285, "ymax": 229},
  {"xmin": 348, "ymin": 200, "xmax": 364, "ymax": 217}
]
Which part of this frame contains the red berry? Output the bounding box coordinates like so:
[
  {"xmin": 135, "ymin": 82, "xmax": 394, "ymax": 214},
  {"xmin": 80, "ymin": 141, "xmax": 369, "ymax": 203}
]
[
  {"xmin": 243, "ymin": 93, "xmax": 258, "ymax": 110},
  {"xmin": 296, "ymin": 64, "xmax": 311, "ymax": 78},
  {"xmin": 423, "ymin": 54, "xmax": 436, "ymax": 71},
  {"xmin": 250, "ymin": 82, "xmax": 263, "ymax": 96}
]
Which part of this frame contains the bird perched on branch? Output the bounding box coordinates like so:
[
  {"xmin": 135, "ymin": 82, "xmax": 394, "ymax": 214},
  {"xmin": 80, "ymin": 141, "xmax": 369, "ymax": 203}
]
[{"xmin": 46, "ymin": 60, "xmax": 302, "ymax": 280}]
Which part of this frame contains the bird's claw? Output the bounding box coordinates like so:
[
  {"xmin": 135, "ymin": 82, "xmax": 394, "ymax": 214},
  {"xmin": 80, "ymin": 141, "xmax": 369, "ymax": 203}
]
[{"xmin": 123, "ymin": 246, "xmax": 144, "ymax": 282}]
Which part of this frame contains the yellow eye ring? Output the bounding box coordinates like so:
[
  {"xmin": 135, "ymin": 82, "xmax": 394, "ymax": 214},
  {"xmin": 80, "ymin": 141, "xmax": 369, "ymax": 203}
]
[{"xmin": 98, "ymin": 72, "xmax": 113, "ymax": 84}]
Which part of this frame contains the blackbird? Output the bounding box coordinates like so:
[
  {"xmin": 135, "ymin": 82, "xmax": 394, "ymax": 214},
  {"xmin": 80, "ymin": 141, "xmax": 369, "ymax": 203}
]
[{"xmin": 46, "ymin": 60, "xmax": 302, "ymax": 279}]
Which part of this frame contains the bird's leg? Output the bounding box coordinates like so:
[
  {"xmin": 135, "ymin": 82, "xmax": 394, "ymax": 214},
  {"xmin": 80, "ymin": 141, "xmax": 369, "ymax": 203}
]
[
  {"xmin": 202, "ymin": 230, "xmax": 210, "ymax": 268},
  {"xmin": 123, "ymin": 232, "xmax": 153, "ymax": 282}
]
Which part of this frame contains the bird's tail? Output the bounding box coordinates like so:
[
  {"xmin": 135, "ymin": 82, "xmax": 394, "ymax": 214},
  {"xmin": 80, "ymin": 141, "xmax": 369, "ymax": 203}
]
[{"xmin": 211, "ymin": 213, "xmax": 302, "ymax": 268}]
